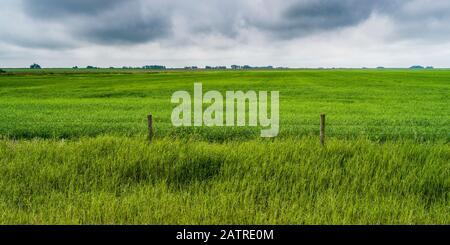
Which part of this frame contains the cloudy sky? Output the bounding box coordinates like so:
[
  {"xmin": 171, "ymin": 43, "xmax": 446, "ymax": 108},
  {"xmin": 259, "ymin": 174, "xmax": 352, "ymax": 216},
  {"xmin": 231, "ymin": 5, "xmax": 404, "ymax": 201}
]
[{"xmin": 1, "ymin": 0, "xmax": 450, "ymax": 68}]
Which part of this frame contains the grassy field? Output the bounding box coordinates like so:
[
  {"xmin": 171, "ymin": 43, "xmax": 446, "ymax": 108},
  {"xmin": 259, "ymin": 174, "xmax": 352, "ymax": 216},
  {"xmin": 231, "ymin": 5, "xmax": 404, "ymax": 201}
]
[
  {"xmin": 0, "ymin": 69, "xmax": 448, "ymax": 224},
  {"xmin": 0, "ymin": 69, "xmax": 448, "ymax": 140}
]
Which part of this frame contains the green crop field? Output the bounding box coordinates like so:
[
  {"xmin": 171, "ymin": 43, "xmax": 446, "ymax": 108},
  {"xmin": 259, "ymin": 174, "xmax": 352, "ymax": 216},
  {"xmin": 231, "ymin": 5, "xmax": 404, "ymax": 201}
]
[{"xmin": 0, "ymin": 69, "xmax": 449, "ymax": 224}]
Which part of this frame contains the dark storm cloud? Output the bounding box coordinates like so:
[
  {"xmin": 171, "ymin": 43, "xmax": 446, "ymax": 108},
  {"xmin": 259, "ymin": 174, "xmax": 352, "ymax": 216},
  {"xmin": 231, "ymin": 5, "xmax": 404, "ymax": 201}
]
[
  {"xmin": 19, "ymin": 0, "xmax": 400, "ymax": 47},
  {"xmin": 247, "ymin": 0, "xmax": 397, "ymax": 38},
  {"xmin": 383, "ymin": 1, "xmax": 450, "ymax": 41},
  {"xmin": 10, "ymin": 0, "xmax": 450, "ymax": 48},
  {"xmin": 21, "ymin": 0, "xmax": 170, "ymax": 45},
  {"xmin": 81, "ymin": 15, "xmax": 169, "ymax": 44},
  {"xmin": 285, "ymin": 1, "xmax": 374, "ymax": 29},
  {"xmin": 23, "ymin": 0, "xmax": 123, "ymax": 17}
]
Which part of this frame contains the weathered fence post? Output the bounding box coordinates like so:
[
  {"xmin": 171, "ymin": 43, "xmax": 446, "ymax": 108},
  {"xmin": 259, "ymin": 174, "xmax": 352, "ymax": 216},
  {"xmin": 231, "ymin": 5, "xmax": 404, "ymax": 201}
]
[
  {"xmin": 320, "ymin": 114, "xmax": 325, "ymax": 146},
  {"xmin": 147, "ymin": 114, "xmax": 153, "ymax": 142}
]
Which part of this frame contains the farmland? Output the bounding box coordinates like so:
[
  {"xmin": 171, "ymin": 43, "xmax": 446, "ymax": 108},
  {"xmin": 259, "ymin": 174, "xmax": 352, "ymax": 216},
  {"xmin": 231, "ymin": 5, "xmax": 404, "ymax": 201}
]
[{"xmin": 0, "ymin": 69, "xmax": 449, "ymax": 224}]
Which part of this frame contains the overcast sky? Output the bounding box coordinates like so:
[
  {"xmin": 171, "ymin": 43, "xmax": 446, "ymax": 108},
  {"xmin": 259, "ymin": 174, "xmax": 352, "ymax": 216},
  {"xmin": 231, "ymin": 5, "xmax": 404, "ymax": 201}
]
[{"xmin": 1, "ymin": 0, "xmax": 450, "ymax": 68}]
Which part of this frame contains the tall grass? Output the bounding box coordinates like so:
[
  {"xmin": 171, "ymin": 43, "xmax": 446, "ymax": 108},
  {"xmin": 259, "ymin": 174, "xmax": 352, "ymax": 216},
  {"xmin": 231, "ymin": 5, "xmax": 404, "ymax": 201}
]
[{"xmin": 0, "ymin": 136, "xmax": 448, "ymax": 224}]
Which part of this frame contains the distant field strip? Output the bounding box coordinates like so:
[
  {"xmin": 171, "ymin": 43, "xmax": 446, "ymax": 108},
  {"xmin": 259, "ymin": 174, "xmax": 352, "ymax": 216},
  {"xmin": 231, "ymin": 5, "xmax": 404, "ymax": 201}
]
[{"xmin": 0, "ymin": 69, "xmax": 448, "ymax": 140}]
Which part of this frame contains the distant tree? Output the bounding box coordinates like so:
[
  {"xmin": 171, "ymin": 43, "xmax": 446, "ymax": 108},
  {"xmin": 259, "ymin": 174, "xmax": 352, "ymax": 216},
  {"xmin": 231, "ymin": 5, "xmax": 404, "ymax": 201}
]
[
  {"xmin": 109, "ymin": 67, "xmax": 115, "ymax": 69},
  {"xmin": 73, "ymin": 66, "xmax": 78, "ymax": 69},
  {"xmin": 30, "ymin": 63, "xmax": 41, "ymax": 69},
  {"xmin": 376, "ymin": 66, "xmax": 385, "ymax": 69},
  {"xmin": 86, "ymin": 65, "xmax": 96, "ymax": 69},
  {"xmin": 0, "ymin": 68, "xmax": 5, "ymax": 73},
  {"xmin": 409, "ymin": 65, "xmax": 424, "ymax": 69},
  {"xmin": 426, "ymin": 66, "xmax": 434, "ymax": 69}
]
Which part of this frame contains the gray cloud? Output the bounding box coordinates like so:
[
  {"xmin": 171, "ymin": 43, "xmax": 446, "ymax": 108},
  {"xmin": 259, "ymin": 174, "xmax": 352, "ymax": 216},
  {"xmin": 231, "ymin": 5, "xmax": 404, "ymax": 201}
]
[
  {"xmin": 384, "ymin": 1, "xmax": 450, "ymax": 41},
  {"xmin": 80, "ymin": 15, "xmax": 170, "ymax": 45},
  {"xmin": 2, "ymin": 0, "xmax": 450, "ymax": 67},
  {"xmin": 22, "ymin": 0, "xmax": 170, "ymax": 45},
  {"xmin": 18, "ymin": 0, "xmax": 402, "ymax": 46},
  {"xmin": 23, "ymin": 0, "xmax": 123, "ymax": 18},
  {"xmin": 247, "ymin": 0, "xmax": 397, "ymax": 38},
  {"xmin": 285, "ymin": 1, "xmax": 375, "ymax": 31},
  {"xmin": 17, "ymin": 0, "xmax": 432, "ymax": 47},
  {"xmin": 13, "ymin": 0, "xmax": 450, "ymax": 46}
]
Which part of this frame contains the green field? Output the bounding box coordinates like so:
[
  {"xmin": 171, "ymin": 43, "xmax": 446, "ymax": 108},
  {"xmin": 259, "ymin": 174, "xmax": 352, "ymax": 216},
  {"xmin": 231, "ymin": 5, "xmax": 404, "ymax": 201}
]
[{"xmin": 0, "ymin": 69, "xmax": 448, "ymax": 224}]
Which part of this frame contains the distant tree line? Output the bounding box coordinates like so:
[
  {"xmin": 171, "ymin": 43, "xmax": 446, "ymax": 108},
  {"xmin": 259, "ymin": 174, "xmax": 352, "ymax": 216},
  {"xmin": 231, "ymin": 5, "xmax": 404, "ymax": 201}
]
[
  {"xmin": 23, "ymin": 62, "xmax": 441, "ymax": 71},
  {"xmin": 231, "ymin": 65, "xmax": 274, "ymax": 69},
  {"xmin": 410, "ymin": 65, "xmax": 434, "ymax": 69},
  {"xmin": 29, "ymin": 63, "xmax": 439, "ymax": 70},
  {"xmin": 143, "ymin": 65, "xmax": 166, "ymax": 69},
  {"xmin": 184, "ymin": 66, "xmax": 198, "ymax": 70},
  {"xmin": 26, "ymin": 63, "xmax": 284, "ymax": 70},
  {"xmin": 205, "ymin": 66, "xmax": 226, "ymax": 70}
]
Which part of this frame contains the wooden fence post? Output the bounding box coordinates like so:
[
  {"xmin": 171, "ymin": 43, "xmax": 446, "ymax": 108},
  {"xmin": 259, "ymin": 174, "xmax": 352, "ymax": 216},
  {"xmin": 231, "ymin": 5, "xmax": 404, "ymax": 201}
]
[
  {"xmin": 320, "ymin": 114, "xmax": 325, "ymax": 146},
  {"xmin": 147, "ymin": 114, "xmax": 153, "ymax": 142}
]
